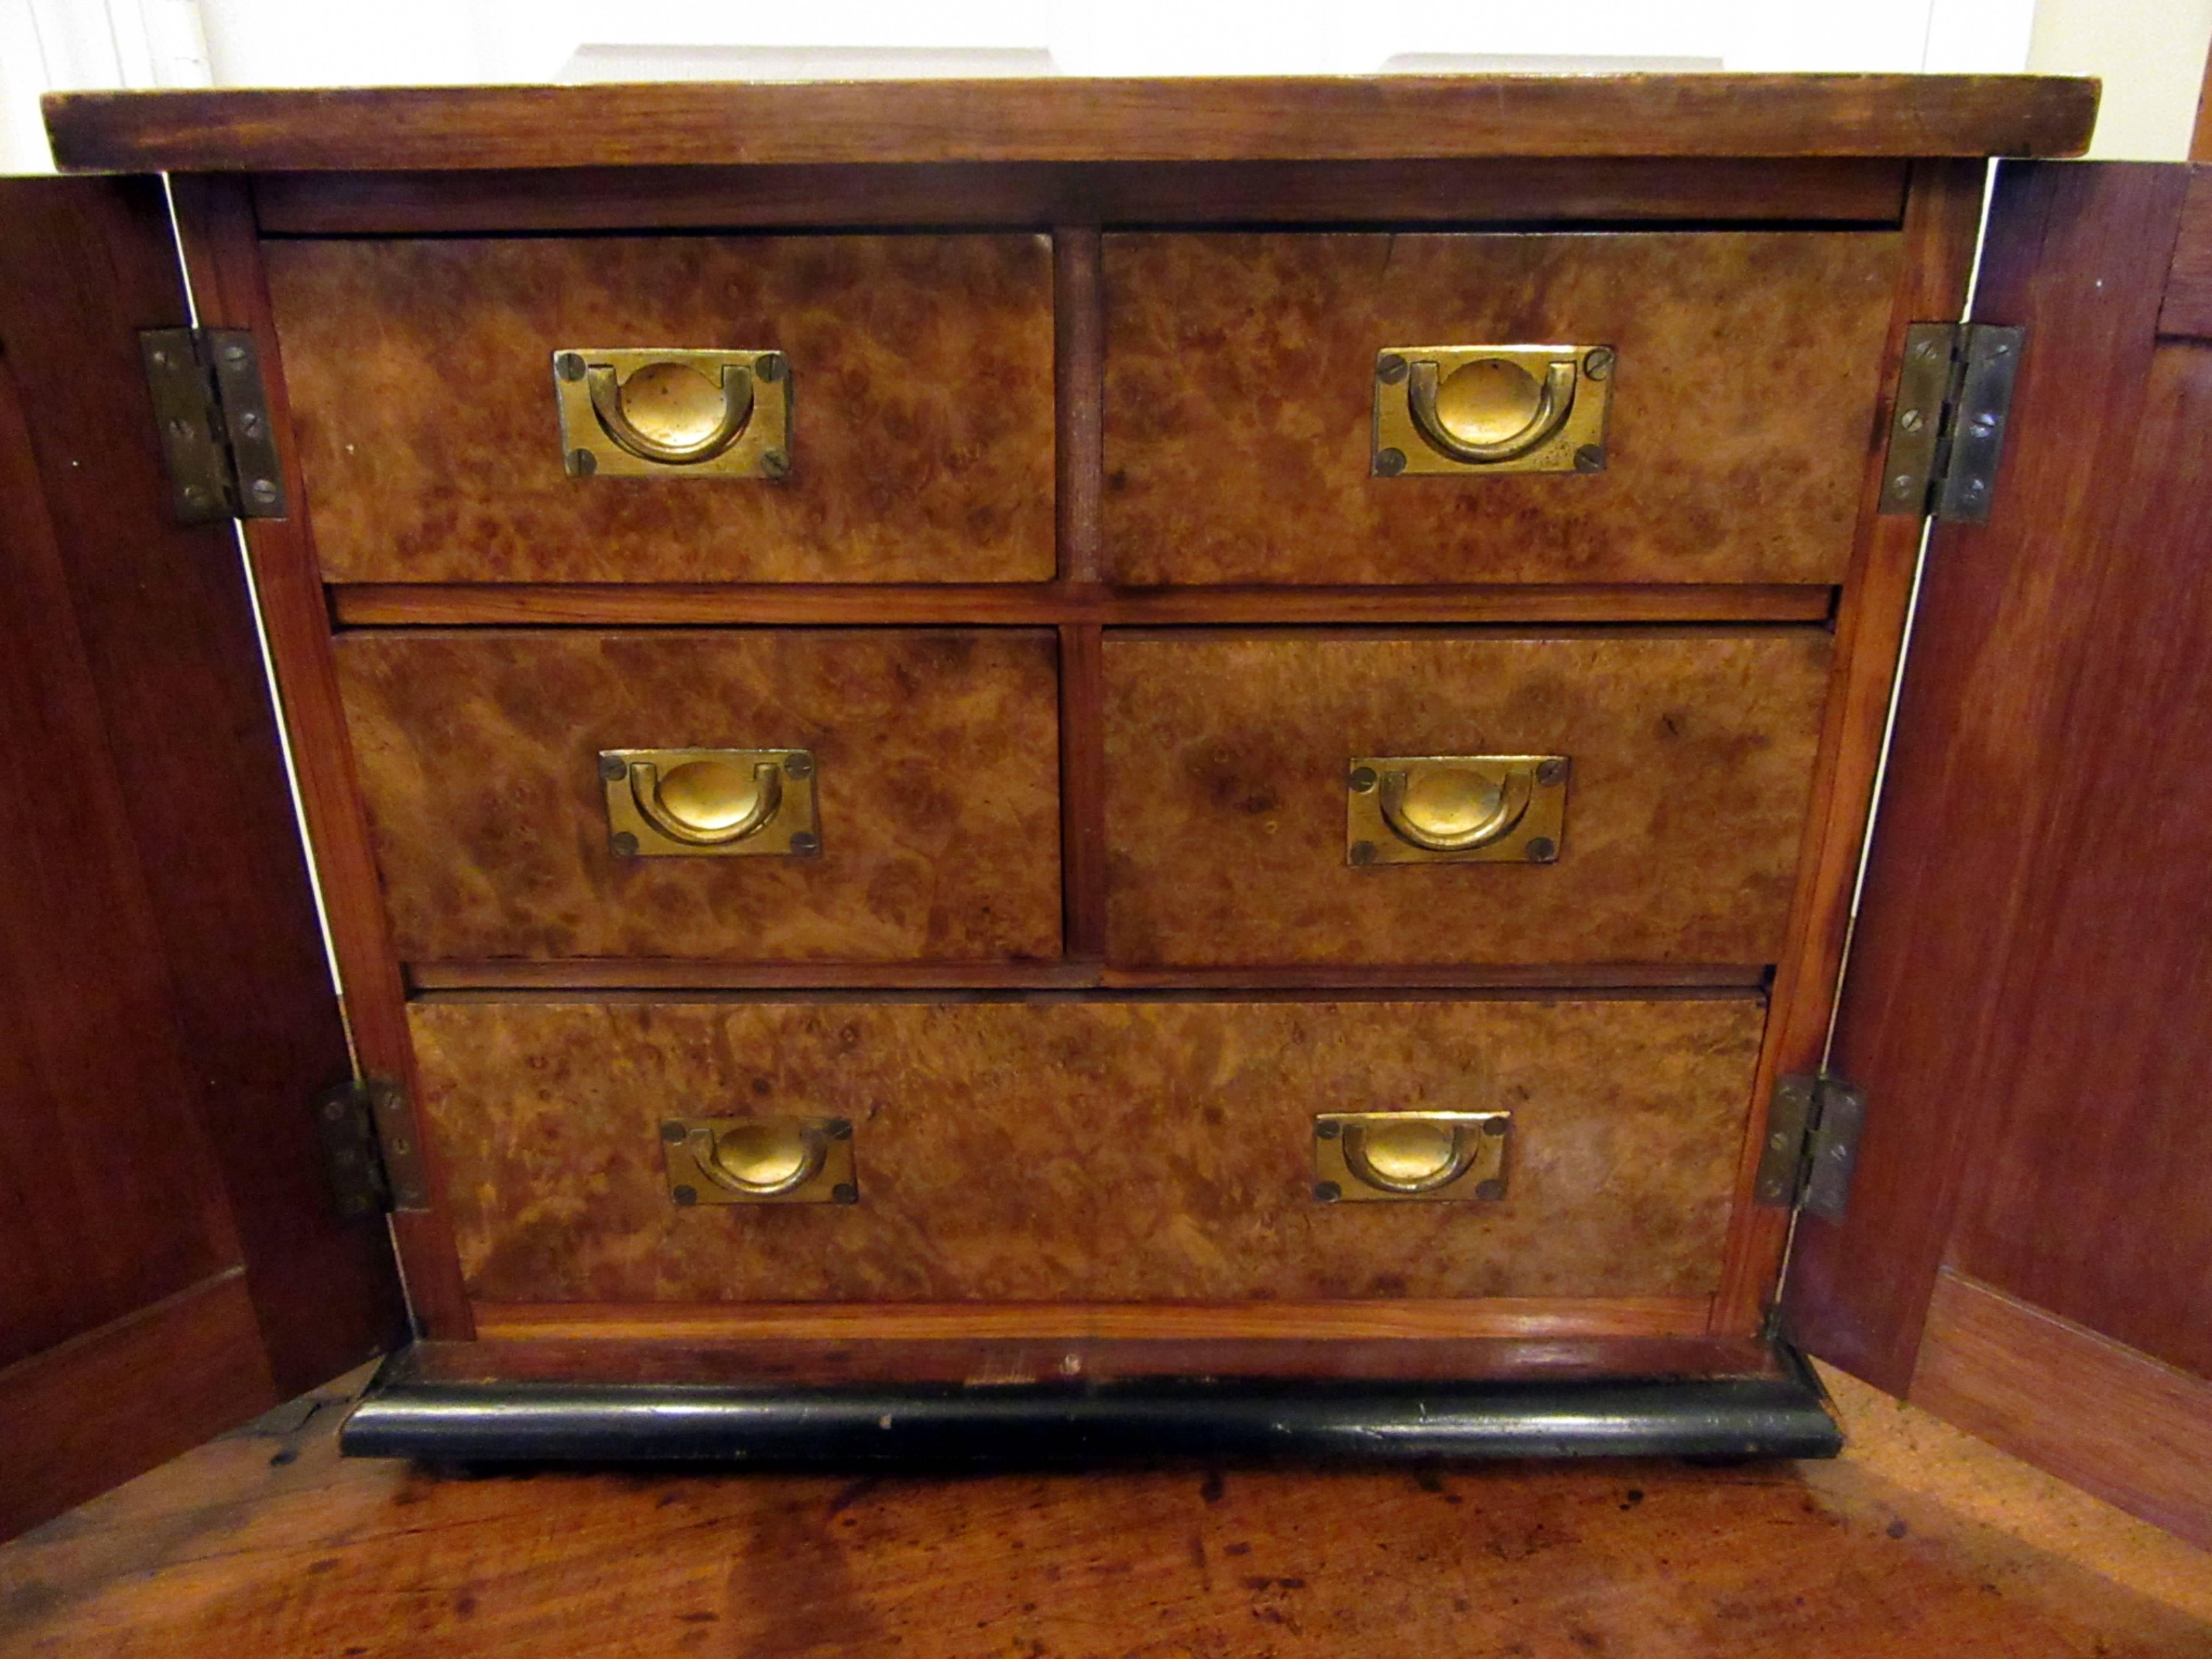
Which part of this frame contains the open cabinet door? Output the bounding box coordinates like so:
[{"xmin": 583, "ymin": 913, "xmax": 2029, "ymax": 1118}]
[
  {"xmin": 1782, "ymin": 159, "xmax": 2212, "ymax": 1548},
  {"xmin": 0, "ymin": 176, "xmax": 405, "ymax": 1539}
]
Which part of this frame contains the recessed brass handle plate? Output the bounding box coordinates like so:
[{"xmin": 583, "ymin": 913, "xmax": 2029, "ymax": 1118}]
[
  {"xmin": 1372, "ymin": 345, "xmax": 1612, "ymax": 477},
  {"xmin": 600, "ymin": 747, "xmax": 819, "ymax": 858},
  {"xmin": 661, "ymin": 1116, "xmax": 857, "ymax": 1207},
  {"xmin": 1313, "ymin": 1111, "xmax": 1511, "ymax": 1203},
  {"xmin": 1347, "ymin": 755, "xmax": 1567, "ymax": 865},
  {"xmin": 554, "ymin": 347, "xmax": 790, "ymax": 479}
]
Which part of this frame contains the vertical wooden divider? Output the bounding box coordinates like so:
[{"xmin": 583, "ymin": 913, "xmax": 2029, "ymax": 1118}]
[
  {"xmin": 1055, "ymin": 227, "xmax": 1109, "ymax": 963},
  {"xmin": 1705, "ymin": 159, "xmax": 1988, "ymax": 1338},
  {"xmin": 169, "ymin": 175, "xmax": 475, "ymax": 1342}
]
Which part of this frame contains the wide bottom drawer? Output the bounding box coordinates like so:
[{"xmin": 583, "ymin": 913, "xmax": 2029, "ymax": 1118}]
[{"xmin": 413, "ymin": 995, "xmax": 1763, "ymax": 1307}]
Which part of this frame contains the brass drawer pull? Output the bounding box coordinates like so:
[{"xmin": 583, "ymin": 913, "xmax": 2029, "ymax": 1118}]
[
  {"xmin": 661, "ymin": 1116, "xmax": 857, "ymax": 1206},
  {"xmin": 587, "ymin": 359, "xmax": 753, "ymax": 466},
  {"xmin": 1348, "ymin": 754, "xmax": 1567, "ymax": 865},
  {"xmin": 1314, "ymin": 1111, "xmax": 1511, "ymax": 1203},
  {"xmin": 553, "ymin": 347, "xmax": 790, "ymax": 479},
  {"xmin": 1407, "ymin": 356, "xmax": 1577, "ymax": 465},
  {"xmin": 1373, "ymin": 345, "xmax": 1611, "ymax": 477},
  {"xmin": 600, "ymin": 747, "xmax": 819, "ymax": 858},
  {"xmin": 631, "ymin": 756, "xmax": 781, "ymax": 846}
]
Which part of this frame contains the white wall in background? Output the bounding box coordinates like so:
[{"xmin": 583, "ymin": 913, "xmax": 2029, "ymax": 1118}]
[
  {"xmin": 2, "ymin": 0, "xmax": 2197, "ymax": 170},
  {"xmin": 2030, "ymin": 0, "xmax": 2212, "ymax": 158}
]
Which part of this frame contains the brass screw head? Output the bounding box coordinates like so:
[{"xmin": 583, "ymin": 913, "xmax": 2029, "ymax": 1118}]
[
  {"xmin": 1583, "ymin": 347, "xmax": 1614, "ymax": 380},
  {"xmin": 761, "ymin": 449, "xmax": 790, "ymax": 479},
  {"xmin": 1315, "ymin": 1121, "xmax": 1341, "ymax": 1140},
  {"xmin": 1313, "ymin": 1181, "xmax": 1342, "ymax": 1203},
  {"xmin": 1374, "ymin": 448, "xmax": 1407, "ymax": 478},
  {"xmin": 1573, "ymin": 445, "xmax": 1606, "ymax": 473},
  {"xmin": 789, "ymin": 831, "xmax": 820, "ymax": 856},
  {"xmin": 1349, "ymin": 840, "xmax": 1378, "ymax": 867},
  {"xmin": 555, "ymin": 351, "xmax": 586, "ymax": 382},
  {"xmin": 1474, "ymin": 1179, "xmax": 1506, "ymax": 1201},
  {"xmin": 1535, "ymin": 757, "xmax": 1567, "ymax": 787},
  {"xmin": 1347, "ymin": 765, "xmax": 1378, "ymax": 794},
  {"xmin": 1482, "ymin": 1118, "xmax": 1508, "ymax": 1137},
  {"xmin": 1375, "ymin": 353, "xmax": 1409, "ymax": 385},
  {"xmin": 828, "ymin": 1118, "xmax": 853, "ymax": 1140},
  {"xmin": 672, "ymin": 1185, "xmax": 698, "ymax": 1206},
  {"xmin": 568, "ymin": 448, "xmax": 598, "ymax": 477},
  {"xmin": 659, "ymin": 1121, "xmax": 688, "ymax": 1143},
  {"xmin": 783, "ymin": 753, "xmax": 814, "ymax": 779},
  {"xmin": 610, "ymin": 831, "xmax": 639, "ymax": 858},
  {"xmin": 599, "ymin": 754, "xmax": 628, "ymax": 783},
  {"xmin": 756, "ymin": 351, "xmax": 787, "ymax": 383},
  {"xmin": 1524, "ymin": 836, "xmax": 1557, "ymax": 862},
  {"xmin": 831, "ymin": 1183, "xmax": 859, "ymax": 1205}
]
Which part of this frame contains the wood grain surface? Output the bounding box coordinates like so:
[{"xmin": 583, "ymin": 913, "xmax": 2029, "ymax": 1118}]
[
  {"xmin": 404, "ymin": 1330, "xmax": 1768, "ymax": 1384},
  {"xmin": 1911, "ymin": 1270, "xmax": 2212, "ymax": 1551},
  {"xmin": 1709, "ymin": 159, "xmax": 1991, "ymax": 1339},
  {"xmin": 329, "ymin": 581, "xmax": 1837, "ymax": 628},
  {"xmin": 1102, "ymin": 631, "xmax": 1830, "ymax": 968},
  {"xmin": 1102, "ymin": 231, "xmax": 1899, "ymax": 586},
  {"xmin": 42, "ymin": 75, "xmax": 2099, "ymax": 172},
  {"xmin": 265, "ymin": 234, "xmax": 1055, "ymax": 584},
  {"xmin": 335, "ymin": 629, "xmax": 1063, "ymax": 965},
  {"xmin": 469, "ymin": 1296, "xmax": 1711, "ymax": 1344},
  {"xmin": 250, "ymin": 157, "xmax": 1912, "ymax": 236},
  {"xmin": 8, "ymin": 1354, "xmax": 2211, "ymax": 1659},
  {"xmin": 0, "ymin": 1273, "xmax": 275, "ymax": 1542},
  {"xmin": 410, "ymin": 995, "xmax": 1764, "ymax": 1306},
  {"xmin": 170, "ymin": 176, "xmax": 475, "ymax": 1340},
  {"xmin": 1785, "ymin": 163, "xmax": 2212, "ymax": 1388}
]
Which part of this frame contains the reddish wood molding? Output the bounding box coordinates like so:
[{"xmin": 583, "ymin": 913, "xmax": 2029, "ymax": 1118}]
[
  {"xmin": 329, "ymin": 583, "xmax": 1836, "ymax": 628},
  {"xmin": 1911, "ymin": 1271, "xmax": 2212, "ymax": 1550},
  {"xmin": 1708, "ymin": 159, "xmax": 1990, "ymax": 1339},
  {"xmin": 168, "ymin": 176, "xmax": 475, "ymax": 1342},
  {"xmin": 473, "ymin": 1296, "xmax": 1713, "ymax": 1344},
  {"xmin": 0, "ymin": 1273, "xmax": 277, "ymax": 1542},
  {"xmin": 251, "ymin": 157, "xmax": 1912, "ymax": 236},
  {"xmin": 44, "ymin": 76, "xmax": 2097, "ymax": 174}
]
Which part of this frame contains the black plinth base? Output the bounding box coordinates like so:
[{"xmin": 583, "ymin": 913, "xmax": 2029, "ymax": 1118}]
[{"xmin": 341, "ymin": 1346, "xmax": 1840, "ymax": 1466}]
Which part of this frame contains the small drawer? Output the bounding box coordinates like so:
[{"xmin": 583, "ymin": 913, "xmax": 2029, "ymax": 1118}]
[
  {"xmin": 335, "ymin": 628, "xmax": 1062, "ymax": 965},
  {"xmin": 1103, "ymin": 631, "xmax": 1829, "ymax": 968},
  {"xmin": 1102, "ymin": 230, "xmax": 1899, "ymax": 586},
  {"xmin": 411, "ymin": 995, "xmax": 1764, "ymax": 1305},
  {"xmin": 266, "ymin": 233, "xmax": 1056, "ymax": 584}
]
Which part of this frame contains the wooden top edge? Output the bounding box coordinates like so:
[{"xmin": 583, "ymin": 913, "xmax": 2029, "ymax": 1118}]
[{"xmin": 43, "ymin": 74, "xmax": 2098, "ymax": 174}]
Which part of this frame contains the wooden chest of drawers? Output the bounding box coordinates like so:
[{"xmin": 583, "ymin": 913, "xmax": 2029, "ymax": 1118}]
[{"xmin": 38, "ymin": 72, "xmax": 2104, "ymax": 1462}]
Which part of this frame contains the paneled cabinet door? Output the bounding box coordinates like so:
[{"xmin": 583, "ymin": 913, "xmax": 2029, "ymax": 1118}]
[
  {"xmin": 1784, "ymin": 159, "xmax": 2212, "ymax": 1551},
  {"xmin": 0, "ymin": 176, "xmax": 403, "ymax": 1541}
]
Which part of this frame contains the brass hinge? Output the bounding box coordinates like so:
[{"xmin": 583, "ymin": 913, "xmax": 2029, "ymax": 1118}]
[
  {"xmin": 1877, "ymin": 322, "xmax": 2024, "ymax": 525},
  {"xmin": 1753, "ymin": 1073, "xmax": 1867, "ymax": 1223},
  {"xmin": 310, "ymin": 1076, "xmax": 432, "ymax": 1218},
  {"xmin": 139, "ymin": 327, "xmax": 288, "ymax": 525}
]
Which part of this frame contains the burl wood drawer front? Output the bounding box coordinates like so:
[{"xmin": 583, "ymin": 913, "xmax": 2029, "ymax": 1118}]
[
  {"xmin": 1102, "ymin": 231, "xmax": 1899, "ymax": 585},
  {"xmin": 1104, "ymin": 631, "xmax": 1830, "ymax": 968},
  {"xmin": 335, "ymin": 629, "xmax": 1062, "ymax": 963},
  {"xmin": 264, "ymin": 235, "xmax": 1055, "ymax": 584},
  {"xmin": 412, "ymin": 995, "xmax": 1762, "ymax": 1304}
]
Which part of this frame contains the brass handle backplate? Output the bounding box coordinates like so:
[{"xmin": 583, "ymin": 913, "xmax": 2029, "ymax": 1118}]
[
  {"xmin": 600, "ymin": 747, "xmax": 819, "ymax": 859},
  {"xmin": 1313, "ymin": 1111, "xmax": 1511, "ymax": 1203},
  {"xmin": 1372, "ymin": 345, "xmax": 1611, "ymax": 477},
  {"xmin": 1348, "ymin": 754, "xmax": 1567, "ymax": 866},
  {"xmin": 554, "ymin": 347, "xmax": 790, "ymax": 479},
  {"xmin": 661, "ymin": 1116, "xmax": 858, "ymax": 1207}
]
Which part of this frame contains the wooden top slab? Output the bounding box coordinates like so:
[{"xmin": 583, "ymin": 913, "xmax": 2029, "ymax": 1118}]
[{"xmin": 44, "ymin": 75, "xmax": 2096, "ymax": 174}]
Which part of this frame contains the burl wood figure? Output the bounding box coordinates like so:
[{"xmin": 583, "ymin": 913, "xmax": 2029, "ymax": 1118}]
[{"xmin": 21, "ymin": 75, "xmax": 2206, "ymax": 1542}]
